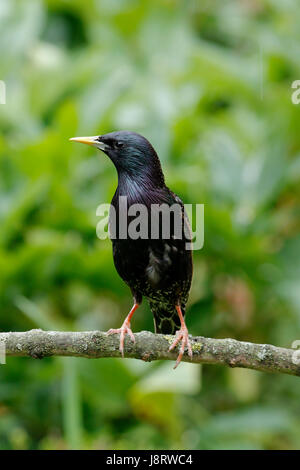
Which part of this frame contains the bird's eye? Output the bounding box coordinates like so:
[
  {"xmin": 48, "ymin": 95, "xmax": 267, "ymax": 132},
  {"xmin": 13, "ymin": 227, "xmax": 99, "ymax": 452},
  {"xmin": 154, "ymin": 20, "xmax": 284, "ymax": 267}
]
[{"xmin": 115, "ymin": 141, "xmax": 124, "ymax": 149}]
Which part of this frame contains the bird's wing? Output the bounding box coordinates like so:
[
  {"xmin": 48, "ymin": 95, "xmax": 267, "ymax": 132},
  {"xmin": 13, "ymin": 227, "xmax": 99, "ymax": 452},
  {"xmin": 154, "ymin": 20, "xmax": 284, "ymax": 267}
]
[{"xmin": 145, "ymin": 190, "xmax": 193, "ymax": 292}]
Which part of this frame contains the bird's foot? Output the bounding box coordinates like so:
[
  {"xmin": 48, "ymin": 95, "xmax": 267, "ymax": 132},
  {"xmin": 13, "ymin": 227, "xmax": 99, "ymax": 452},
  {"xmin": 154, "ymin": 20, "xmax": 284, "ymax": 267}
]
[
  {"xmin": 106, "ymin": 321, "xmax": 135, "ymax": 358},
  {"xmin": 169, "ymin": 326, "xmax": 193, "ymax": 369}
]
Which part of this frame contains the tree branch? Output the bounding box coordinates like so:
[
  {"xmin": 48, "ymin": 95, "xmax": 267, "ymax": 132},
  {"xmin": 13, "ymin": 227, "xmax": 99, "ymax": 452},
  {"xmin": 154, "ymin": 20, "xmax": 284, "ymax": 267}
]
[{"xmin": 0, "ymin": 330, "xmax": 299, "ymax": 376}]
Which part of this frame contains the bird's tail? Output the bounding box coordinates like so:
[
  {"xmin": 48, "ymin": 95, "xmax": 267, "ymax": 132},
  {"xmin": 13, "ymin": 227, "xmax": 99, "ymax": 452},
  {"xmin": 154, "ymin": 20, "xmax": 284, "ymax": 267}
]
[{"xmin": 150, "ymin": 302, "xmax": 183, "ymax": 335}]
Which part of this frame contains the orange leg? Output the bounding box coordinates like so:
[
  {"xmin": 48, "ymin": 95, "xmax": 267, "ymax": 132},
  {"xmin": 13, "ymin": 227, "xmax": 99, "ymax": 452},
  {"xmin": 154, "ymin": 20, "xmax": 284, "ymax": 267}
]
[
  {"xmin": 168, "ymin": 305, "xmax": 193, "ymax": 369},
  {"xmin": 106, "ymin": 303, "xmax": 139, "ymax": 357}
]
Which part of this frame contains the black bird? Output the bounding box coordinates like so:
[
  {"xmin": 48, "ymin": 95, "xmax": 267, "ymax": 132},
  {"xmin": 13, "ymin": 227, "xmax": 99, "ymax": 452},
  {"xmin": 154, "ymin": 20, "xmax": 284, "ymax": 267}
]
[{"xmin": 70, "ymin": 131, "xmax": 193, "ymax": 368}]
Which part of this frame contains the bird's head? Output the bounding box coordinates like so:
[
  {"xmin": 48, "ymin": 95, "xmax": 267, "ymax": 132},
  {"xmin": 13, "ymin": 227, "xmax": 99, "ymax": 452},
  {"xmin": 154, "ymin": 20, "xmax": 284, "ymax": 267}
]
[{"xmin": 70, "ymin": 130, "xmax": 165, "ymax": 185}]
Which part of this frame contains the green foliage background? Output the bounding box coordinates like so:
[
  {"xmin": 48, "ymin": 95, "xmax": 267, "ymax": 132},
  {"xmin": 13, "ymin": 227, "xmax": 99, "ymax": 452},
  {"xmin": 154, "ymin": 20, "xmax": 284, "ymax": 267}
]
[{"xmin": 0, "ymin": 0, "xmax": 300, "ymax": 450}]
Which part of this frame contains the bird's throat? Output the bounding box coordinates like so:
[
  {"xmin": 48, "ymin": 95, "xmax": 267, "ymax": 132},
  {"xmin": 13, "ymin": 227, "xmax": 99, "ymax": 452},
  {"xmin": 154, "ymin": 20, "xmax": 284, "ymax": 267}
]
[{"xmin": 116, "ymin": 170, "xmax": 165, "ymax": 204}]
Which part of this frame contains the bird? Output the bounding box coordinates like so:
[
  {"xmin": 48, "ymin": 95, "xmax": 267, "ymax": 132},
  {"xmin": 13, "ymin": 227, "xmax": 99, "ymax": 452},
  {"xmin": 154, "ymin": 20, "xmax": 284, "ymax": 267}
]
[{"xmin": 70, "ymin": 131, "xmax": 193, "ymax": 368}]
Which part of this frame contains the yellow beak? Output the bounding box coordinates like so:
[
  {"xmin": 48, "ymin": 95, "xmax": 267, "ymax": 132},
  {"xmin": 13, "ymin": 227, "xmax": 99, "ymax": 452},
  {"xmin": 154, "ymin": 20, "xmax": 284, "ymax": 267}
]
[{"xmin": 69, "ymin": 136, "xmax": 99, "ymax": 146}]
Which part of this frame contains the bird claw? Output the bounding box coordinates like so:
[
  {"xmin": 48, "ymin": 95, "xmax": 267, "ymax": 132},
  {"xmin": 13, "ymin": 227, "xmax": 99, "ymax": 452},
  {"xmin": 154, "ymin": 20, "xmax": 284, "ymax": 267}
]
[
  {"xmin": 106, "ymin": 322, "xmax": 135, "ymax": 358},
  {"xmin": 169, "ymin": 327, "xmax": 193, "ymax": 369}
]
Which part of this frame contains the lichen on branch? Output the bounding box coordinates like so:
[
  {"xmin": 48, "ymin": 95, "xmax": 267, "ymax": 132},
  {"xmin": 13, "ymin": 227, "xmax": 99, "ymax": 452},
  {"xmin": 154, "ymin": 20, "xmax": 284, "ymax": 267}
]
[{"xmin": 0, "ymin": 330, "xmax": 299, "ymax": 377}]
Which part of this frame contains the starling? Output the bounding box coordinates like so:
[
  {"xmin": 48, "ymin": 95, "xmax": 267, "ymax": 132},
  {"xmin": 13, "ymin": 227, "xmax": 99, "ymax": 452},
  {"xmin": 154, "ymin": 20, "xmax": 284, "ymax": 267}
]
[{"xmin": 70, "ymin": 131, "xmax": 193, "ymax": 368}]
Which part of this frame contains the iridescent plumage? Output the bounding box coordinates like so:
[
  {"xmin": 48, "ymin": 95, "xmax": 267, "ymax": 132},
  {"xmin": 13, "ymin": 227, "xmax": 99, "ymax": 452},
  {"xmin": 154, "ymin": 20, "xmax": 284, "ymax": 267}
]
[{"xmin": 70, "ymin": 131, "xmax": 193, "ymax": 367}]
